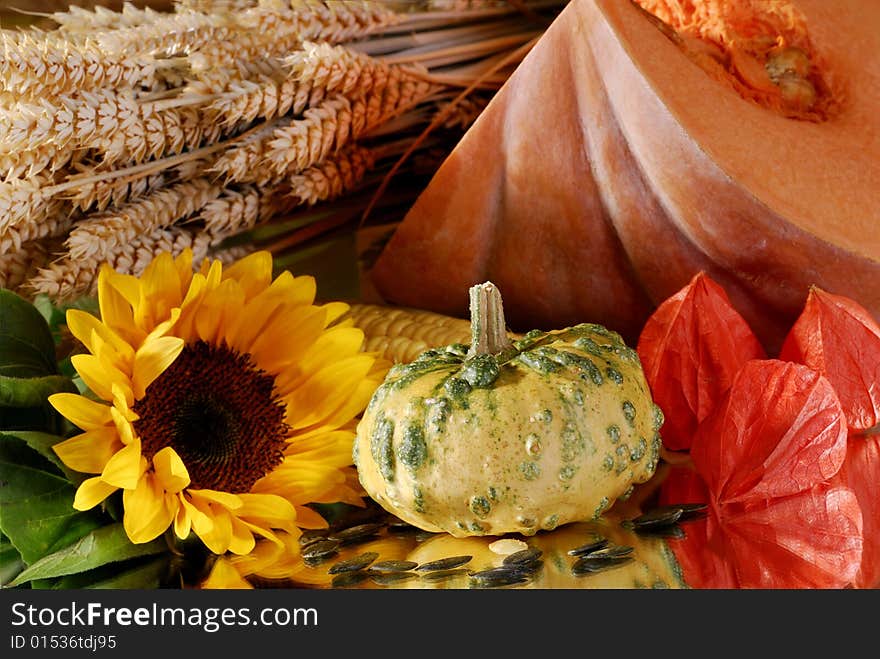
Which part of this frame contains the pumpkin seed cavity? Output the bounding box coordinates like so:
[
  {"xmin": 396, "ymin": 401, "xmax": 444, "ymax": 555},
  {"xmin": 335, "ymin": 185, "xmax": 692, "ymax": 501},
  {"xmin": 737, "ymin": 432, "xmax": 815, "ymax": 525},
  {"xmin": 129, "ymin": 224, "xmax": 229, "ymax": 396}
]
[{"xmin": 632, "ymin": 0, "xmax": 835, "ymax": 120}]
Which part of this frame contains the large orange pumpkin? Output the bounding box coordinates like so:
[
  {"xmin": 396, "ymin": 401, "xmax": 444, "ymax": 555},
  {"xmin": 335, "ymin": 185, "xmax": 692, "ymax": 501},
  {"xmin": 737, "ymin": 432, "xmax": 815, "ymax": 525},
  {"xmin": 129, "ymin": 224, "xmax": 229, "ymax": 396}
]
[{"xmin": 370, "ymin": 0, "xmax": 880, "ymax": 351}]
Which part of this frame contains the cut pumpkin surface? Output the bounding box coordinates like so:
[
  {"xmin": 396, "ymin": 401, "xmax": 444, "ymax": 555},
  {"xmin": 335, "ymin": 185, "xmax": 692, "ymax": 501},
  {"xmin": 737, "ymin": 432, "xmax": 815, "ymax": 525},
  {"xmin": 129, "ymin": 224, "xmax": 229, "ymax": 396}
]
[{"xmin": 371, "ymin": 0, "xmax": 880, "ymax": 350}]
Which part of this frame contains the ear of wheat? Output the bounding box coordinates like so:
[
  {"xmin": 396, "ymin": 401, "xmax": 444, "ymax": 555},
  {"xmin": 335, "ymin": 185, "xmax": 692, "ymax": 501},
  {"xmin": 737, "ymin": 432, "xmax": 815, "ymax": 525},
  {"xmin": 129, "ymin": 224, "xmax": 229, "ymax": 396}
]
[{"xmin": 1, "ymin": 0, "xmax": 565, "ymax": 300}]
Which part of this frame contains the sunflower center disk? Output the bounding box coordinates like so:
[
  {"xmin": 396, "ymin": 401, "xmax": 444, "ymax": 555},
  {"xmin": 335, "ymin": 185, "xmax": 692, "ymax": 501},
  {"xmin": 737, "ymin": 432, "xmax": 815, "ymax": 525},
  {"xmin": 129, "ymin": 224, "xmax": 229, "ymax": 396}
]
[{"xmin": 133, "ymin": 341, "xmax": 288, "ymax": 493}]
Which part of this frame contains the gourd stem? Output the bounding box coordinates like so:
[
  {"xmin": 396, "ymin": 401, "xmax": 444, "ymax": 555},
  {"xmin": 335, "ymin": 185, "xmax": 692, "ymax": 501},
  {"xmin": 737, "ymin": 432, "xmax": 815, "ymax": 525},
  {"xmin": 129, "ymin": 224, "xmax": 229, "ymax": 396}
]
[{"xmin": 468, "ymin": 282, "xmax": 513, "ymax": 356}]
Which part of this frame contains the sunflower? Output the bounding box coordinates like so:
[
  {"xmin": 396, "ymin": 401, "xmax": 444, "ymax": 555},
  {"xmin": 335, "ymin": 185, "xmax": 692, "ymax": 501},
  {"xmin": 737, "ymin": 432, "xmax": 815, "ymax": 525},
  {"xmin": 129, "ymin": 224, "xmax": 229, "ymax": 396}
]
[{"xmin": 49, "ymin": 249, "xmax": 388, "ymax": 559}]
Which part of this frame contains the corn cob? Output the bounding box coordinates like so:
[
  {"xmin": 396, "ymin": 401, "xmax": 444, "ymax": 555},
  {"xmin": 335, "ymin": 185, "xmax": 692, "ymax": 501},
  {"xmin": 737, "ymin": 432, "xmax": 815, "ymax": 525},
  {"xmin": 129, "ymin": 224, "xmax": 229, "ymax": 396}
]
[{"xmin": 345, "ymin": 303, "xmax": 471, "ymax": 364}]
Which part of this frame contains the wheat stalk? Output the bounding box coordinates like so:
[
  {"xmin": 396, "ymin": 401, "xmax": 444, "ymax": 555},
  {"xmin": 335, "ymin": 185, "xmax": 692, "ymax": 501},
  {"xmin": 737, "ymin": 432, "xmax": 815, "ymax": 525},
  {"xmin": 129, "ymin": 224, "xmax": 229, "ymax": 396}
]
[
  {"xmin": 0, "ymin": 238, "xmax": 60, "ymax": 293},
  {"xmin": 29, "ymin": 225, "xmax": 211, "ymax": 301},
  {"xmin": 0, "ymin": 33, "xmax": 156, "ymax": 97},
  {"xmin": 64, "ymin": 178, "xmax": 222, "ymax": 261}
]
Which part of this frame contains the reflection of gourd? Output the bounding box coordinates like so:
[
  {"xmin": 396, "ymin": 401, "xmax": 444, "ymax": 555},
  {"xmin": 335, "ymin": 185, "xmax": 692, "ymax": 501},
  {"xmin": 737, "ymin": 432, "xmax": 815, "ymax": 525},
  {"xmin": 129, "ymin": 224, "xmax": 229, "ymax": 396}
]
[{"xmin": 354, "ymin": 282, "xmax": 664, "ymax": 537}]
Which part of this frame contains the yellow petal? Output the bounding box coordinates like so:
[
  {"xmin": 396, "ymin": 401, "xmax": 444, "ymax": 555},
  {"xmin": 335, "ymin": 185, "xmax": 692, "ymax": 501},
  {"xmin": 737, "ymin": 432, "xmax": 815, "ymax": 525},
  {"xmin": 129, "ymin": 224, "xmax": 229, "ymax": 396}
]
[
  {"xmin": 106, "ymin": 269, "xmax": 141, "ymax": 309},
  {"xmin": 174, "ymin": 273, "xmax": 207, "ymax": 343},
  {"xmin": 283, "ymin": 355, "xmax": 375, "ymax": 429},
  {"xmin": 221, "ymin": 251, "xmax": 273, "ymax": 299},
  {"xmin": 248, "ymin": 306, "xmax": 327, "ymax": 375},
  {"xmin": 201, "ymin": 558, "xmax": 253, "ymax": 589},
  {"xmin": 143, "ymin": 307, "xmax": 181, "ymax": 344},
  {"xmin": 301, "ymin": 371, "xmax": 382, "ymax": 434},
  {"xmin": 181, "ymin": 495, "xmax": 214, "ymax": 537},
  {"xmin": 49, "ymin": 393, "xmax": 112, "ymax": 430},
  {"xmin": 173, "ymin": 249, "xmax": 195, "ymax": 290},
  {"xmin": 122, "ymin": 473, "xmax": 175, "ymax": 543},
  {"xmin": 137, "ymin": 252, "xmax": 181, "ymax": 327},
  {"xmin": 111, "ymin": 383, "xmax": 137, "ymax": 420},
  {"xmin": 73, "ymin": 476, "xmax": 118, "ymax": 510},
  {"xmin": 195, "ymin": 505, "xmax": 233, "ymax": 554},
  {"xmin": 131, "ymin": 336, "xmax": 184, "ymax": 399},
  {"xmin": 188, "ymin": 489, "xmax": 243, "ymax": 510},
  {"xmin": 203, "ymin": 258, "xmax": 223, "ymax": 288},
  {"xmin": 236, "ymin": 493, "xmax": 297, "ymax": 531},
  {"xmin": 227, "ymin": 517, "xmax": 256, "ymax": 555},
  {"xmin": 71, "ymin": 353, "xmax": 132, "ymax": 403},
  {"xmin": 270, "ymin": 271, "xmax": 317, "ymax": 307},
  {"xmin": 223, "ymin": 281, "xmax": 293, "ymax": 353},
  {"xmin": 293, "ymin": 504, "xmax": 331, "ymax": 529},
  {"xmin": 66, "ymin": 309, "xmax": 134, "ymax": 364},
  {"xmin": 195, "ymin": 280, "xmax": 243, "ymax": 345},
  {"xmin": 98, "ymin": 265, "xmax": 144, "ymax": 347},
  {"xmin": 53, "ymin": 427, "xmax": 122, "ymax": 474},
  {"xmin": 295, "ymin": 327, "xmax": 366, "ymax": 382},
  {"xmin": 174, "ymin": 494, "xmax": 192, "ymax": 539},
  {"xmin": 321, "ymin": 301, "xmax": 350, "ymax": 326},
  {"xmin": 153, "ymin": 447, "xmax": 190, "ymax": 494},
  {"xmin": 110, "ymin": 407, "xmax": 136, "ymax": 446},
  {"xmin": 101, "ymin": 438, "xmax": 143, "ymax": 489}
]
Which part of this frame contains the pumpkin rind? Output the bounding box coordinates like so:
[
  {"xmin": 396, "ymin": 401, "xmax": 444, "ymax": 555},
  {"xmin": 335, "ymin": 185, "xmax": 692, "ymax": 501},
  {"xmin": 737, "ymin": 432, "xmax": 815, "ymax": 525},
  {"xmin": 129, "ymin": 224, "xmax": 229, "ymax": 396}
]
[{"xmin": 355, "ymin": 323, "xmax": 662, "ymax": 537}]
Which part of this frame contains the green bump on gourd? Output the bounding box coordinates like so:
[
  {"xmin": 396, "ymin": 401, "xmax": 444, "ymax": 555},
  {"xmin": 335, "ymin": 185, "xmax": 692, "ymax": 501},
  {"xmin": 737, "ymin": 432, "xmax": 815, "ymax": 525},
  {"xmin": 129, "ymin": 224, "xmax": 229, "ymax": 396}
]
[
  {"xmin": 460, "ymin": 353, "xmax": 500, "ymax": 388},
  {"xmin": 470, "ymin": 495, "xmax": 491, "ymax": 518},
  {"xmin": 606, "ymin": 366, "xmax": 624, "ymax": 384},
  {"xmin": 444, "ymin": 376, "xmax": 471, "ymax": 399},
  {"xmin": 398, "ymin": 423, "xmax": 427, "ymax": 471},
  {"xmin": 371, "ymin": 414, "xmax": 395, "ymax": 481},
  {"xmin": 607, "ymin": 424, "xmax": 621, "ymax": 443},
  {"xmin": 622, "ymin": 400, "xmax": 637, "ymax": 426},
  {"xmin": 574, "ymin": 336, "xmax": 605, "ymax": 357},
  {"xmin": 520, "ymin": 461, "xmax": 541, "ymax": 481},
  {"xmin": 630, "ymin": 437, "xmax": 648, "ymax": 462},
  {"xmin": 652, "ymin": 403, "xmax": 665, "ymax": 431}
]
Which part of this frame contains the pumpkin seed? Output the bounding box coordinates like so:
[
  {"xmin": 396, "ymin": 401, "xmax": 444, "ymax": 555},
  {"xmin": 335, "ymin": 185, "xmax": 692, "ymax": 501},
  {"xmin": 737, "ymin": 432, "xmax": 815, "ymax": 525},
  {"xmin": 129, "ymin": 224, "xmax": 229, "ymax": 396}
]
[
  {"xmin": 571, "ymin": 555, "xmax": 634, "ymax": 576},
  {"xmin": 327, "ymin": 552, "xmax": 380, "ymax": 575},
  {"xmin": 622, "ymin": 507, "xmax": 683, "ymax": 530},
  {"xmin": 369, "ymin": 571, "xmax": 419, "ymax": 586},
  {"xmin": 328, "ymin": 522, "xmax": 384, "ymax": 544},
  {"xmin": 301, "ymin": 539, "xmax": 340, "ymax": 561},
  {"xmin": 415, "ymin": 555, "xmax": 473, "ymax": 572},
  {"xmin": 370, "ymin": 559, "xmax": 419, "ymax": 573},
  {"xmin": 590, "ymin": 545, "xmax": 634, "ymax": 560},
  {"xmin": 468, "ymin": 566, "xmax": 532, "ymax": 588},
  {"xmin": 331, "ymin": 571, "xmax": 370, "ymax": 588},
  {"xmin": 502, "ymin": 547, "xmax": 543, "ymax": 568},
  {"xmin": 298, "ymin": 530, "xmax": 329, "ymax": 548},
  {"xmin": 420, "ymin": 568, "xmax": 470, "ymax": 582},
  {"xmin": 567, "ymin": 539, "xmax": 609, "ymax": 557}
]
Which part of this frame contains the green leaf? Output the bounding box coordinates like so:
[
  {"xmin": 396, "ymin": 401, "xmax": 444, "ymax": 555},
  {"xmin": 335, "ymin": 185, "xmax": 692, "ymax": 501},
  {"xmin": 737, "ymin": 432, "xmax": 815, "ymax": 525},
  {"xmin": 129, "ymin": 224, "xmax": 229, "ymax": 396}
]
[
  {"xmin": 11, "ymin": 523, "xmax": 166, "ymax": 585},
  {"xmin": 86, "ymin": 556, "xmax": 169, "ymax": 589},
  {"xmin": 0, "ymin": 289, "xmax": 58, "ymax": 379},
  {"xmin": 0, "ymin": 436, "xmax": 104, "ymax": 565},
  {"xmin": 4, "ymin": 431, "xmax": 85, "ymax": 484},
  {"xmin": 0, "ymin": 374, "xmax": 78, "ymax": 408},
  {"xmin": 0, "ymin": 537, "xmax": 23, "ymax": 586}
]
